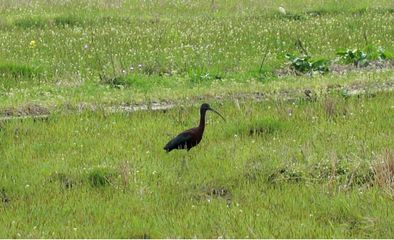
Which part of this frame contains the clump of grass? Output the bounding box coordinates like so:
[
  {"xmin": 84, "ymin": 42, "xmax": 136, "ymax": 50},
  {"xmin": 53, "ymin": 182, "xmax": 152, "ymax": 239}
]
[
  {"xmin": 13, "ymin": 16, "xmax": 47, "ymax": 28},
  {"xmin": 0, "ymin": 187, "xmax": 10, "ymax": 204},
  {"xmin": 197, "ymin": 185, "xmax": 231, "ymax": 200},
  {"xmin": 267, "ymin": 167, "xmax": 305, "ymax": 184},
  {"xmin": 188, "ymin": 69, "xmax": 219, "ymax": 84},
  {"xmin": 99, "ymin": 73, "xmax": 156, "ymax": 91},
  {"xmin": 322, "ymin": 96, "xmax": 349, "ymax": 120},
  {"xmin": 128, "ymin": 233, "xmax": 151, "ymax": 239},
  {"xmin": 321, "ymin": 153, "xmax": 373, "ymax": 193},
  {"xmin": 254, "ymin": 65, "xmax": 275, "ymax": 82},
  {"xmin": 323, "ymin": 97, "xmax": 337, "ymax": 119},
  {"xmin": 140, "ymin": 62, "xmax": 172, "ymax": 76},
  {"xmin": 87, "ymin": 167, "xmax": 114, "ymax": 188},
  {"xmin": 267, "ymin": 155, "xmax": 374, "ymax": 190},
  {"xmin": 48, "ymin": 172, "xmax": 77, "ymax": 189},
  {"xmin": 14, "ymin": 15, "xmax": 82, "ymax": 28},
  {"xmin": 276, "ymin": 9, "xmax": 305, "ymax": 21},
  {"xmin": 306, "ymin": 9, "xmax": 339, "ymax": 17},
  {"xmin": 0, "ymin": 62, "xmax": 42, "ymax": 78},
  {"xmin": 248, "ymin": 118, "xmax": 284, "ymax": 136},
  {"xmin": 53, "ymin": 15, "xmax": 81, "ymax": 27},
  {"xmin": 229, "ymin": 117, "xmax": 285, "ymax": 138},
  {"xmin": 119, "ymin": 161, "xmax": 131, "ymax": 193},
  {"xmin": 99, "ymin": 74, "xmax": 127, "ymax": 88},
  {"xmin": 243, "ymin": 160, "xmax": 265, "ymax": 182},
  {"xmin": 372, "ymin": 150, "xmax": 394, "ymax": 197}
]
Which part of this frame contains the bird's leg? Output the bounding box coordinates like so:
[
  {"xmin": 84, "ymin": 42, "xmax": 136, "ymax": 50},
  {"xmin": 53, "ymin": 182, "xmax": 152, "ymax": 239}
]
[
  {"xmin": 181, "ymin": 156, "xmax": 188, "ymax": 171},
  {"xmin": 179, "ymin": 155, "xmax": 190, "ymax": 176}
]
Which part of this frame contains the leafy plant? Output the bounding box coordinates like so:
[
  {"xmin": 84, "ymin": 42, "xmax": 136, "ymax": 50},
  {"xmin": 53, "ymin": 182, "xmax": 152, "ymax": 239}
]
[
  {"xmin": 336, "ymin": 49, "xmax": 369, "ymax": 67},
  {"xmin": 285, "ymin": 54, "xmax": 330, "ymax": 74},
  {"xmin": 337, "ymin": 46, "xmax": 393, "ymax": 67},
  {"xmin": 376, "ymin": 47, "xmax": 393, "ymax": 60}
]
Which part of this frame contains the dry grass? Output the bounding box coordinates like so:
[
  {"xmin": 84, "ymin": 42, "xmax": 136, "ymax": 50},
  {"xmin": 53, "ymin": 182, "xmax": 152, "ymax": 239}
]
[
  {"xmin": 323, "ymin": 97, "xmax": 337, "ymax": 119},
  {"xmin": 372, "ymin": 149, "xmax": 394, "ymax": 197}
]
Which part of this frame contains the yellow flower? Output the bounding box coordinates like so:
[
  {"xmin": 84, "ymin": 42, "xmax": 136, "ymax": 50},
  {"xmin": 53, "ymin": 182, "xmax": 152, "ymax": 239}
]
[{"xmin": 29, "ymin": 40, "xmax": 36, "ymax": 48}]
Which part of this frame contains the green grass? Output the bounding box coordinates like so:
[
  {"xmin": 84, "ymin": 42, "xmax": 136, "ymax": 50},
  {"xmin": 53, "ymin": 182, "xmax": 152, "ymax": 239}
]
[
  {"xmin": 0, "ymin": 1, "xmax": 393, "ymax": 238},
  {"xmin": 1, "ymin": 68, "xmax": 393, "ymax": 112},
  {"xmin": 1, "ymin": 92, "xmax": 394, "ymax": 238},
  {"xmin": 0, "ymin": 0, "xmax": 393, "ymax": 109}
]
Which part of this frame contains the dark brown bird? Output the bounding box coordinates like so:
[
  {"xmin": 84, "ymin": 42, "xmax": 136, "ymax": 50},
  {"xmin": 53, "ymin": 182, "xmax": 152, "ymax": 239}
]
[{"xmin": 164, "ymin": 103, "xmax": 225, "ymax": 152}]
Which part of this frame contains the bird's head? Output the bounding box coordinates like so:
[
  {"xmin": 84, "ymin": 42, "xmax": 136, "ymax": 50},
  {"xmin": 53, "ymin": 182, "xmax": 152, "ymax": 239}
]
[
  {"xmin": 200, "ymin": 103, "xmax": 226, "ymax": 121},
  {"xmin": 200, "ymin": 103, "xmax": 211, "ymax": 111}
]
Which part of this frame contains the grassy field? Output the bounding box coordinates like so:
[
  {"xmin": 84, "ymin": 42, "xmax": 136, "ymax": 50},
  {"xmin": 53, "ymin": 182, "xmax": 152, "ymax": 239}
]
[
  {"xmin": 1, "ymin": 92, "xmax": 394, "ymax": 238},
  {"xmin": 1, "ymin": 0, "xmax": 394, "ymax": 238},
  {"xmin": 0, "ymin": 0, "xmax": 393, "ymax": 108}
]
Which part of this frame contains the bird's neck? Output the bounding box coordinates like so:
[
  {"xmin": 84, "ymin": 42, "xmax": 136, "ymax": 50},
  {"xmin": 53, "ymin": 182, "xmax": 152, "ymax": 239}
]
[{"xmin": 199, "ymin": 110, "xmax": 206, "ymax": 131}]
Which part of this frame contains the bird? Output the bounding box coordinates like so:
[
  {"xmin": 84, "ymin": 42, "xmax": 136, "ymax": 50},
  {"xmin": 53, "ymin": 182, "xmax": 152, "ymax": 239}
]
[{"xmin": 164, "ymin": 103, "xmax": 225, "ymax": 152}]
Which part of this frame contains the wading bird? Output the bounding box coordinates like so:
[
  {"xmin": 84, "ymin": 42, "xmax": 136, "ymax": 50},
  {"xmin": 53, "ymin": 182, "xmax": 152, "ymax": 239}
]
[{"xmin": 164, "ymin": 103, "xmax": 225, "ymax": 152}]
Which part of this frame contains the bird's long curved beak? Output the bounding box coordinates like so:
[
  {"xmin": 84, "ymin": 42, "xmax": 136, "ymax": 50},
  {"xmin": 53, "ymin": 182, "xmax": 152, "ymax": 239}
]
[{"xmin": 208, "ymin": 107, "xmax": 226, "ymax": 121}]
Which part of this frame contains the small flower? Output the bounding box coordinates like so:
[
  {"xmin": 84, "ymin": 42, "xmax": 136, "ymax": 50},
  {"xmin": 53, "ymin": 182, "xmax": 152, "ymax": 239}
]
[{"xmin": 29, "ymin": 40, "xmax": 37, "ymax": 48}]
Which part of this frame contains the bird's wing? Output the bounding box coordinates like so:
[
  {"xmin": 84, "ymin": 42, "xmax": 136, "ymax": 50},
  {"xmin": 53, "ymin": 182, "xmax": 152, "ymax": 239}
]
[{"xmin": 164, "ymin": 131, "xmax": 192, "ymax": 151}]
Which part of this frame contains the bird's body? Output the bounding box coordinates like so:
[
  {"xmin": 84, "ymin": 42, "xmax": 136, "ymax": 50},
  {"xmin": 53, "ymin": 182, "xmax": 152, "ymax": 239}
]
[
  {"xmin": 164, "ymin": 127, "xmax": 203, "ymax": 152},
  {"xmin": 164, "ymin": 103, "xmax": 224, "ymax": 152}
]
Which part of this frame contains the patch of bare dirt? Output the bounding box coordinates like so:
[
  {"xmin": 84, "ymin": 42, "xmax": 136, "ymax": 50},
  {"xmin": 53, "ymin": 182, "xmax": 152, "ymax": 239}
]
[
  {"xmin": 330, "ymin": 60, "xmax": 394, "ymax": 75},
  {"xmin": 1, "ymin": 79, "xmax": 393, "ymax": 121},
  {"xmin": 0, "ymin": 104, "xmax": 49, "ymax": 117},
  {"xmin": 0, "ymin": 104, "xmax": 50, "ymax": 121}
]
